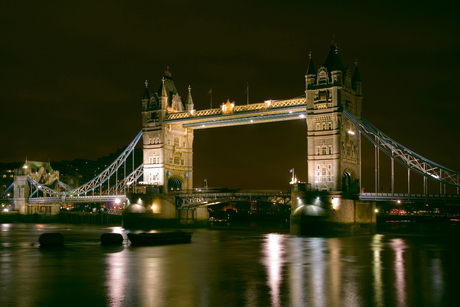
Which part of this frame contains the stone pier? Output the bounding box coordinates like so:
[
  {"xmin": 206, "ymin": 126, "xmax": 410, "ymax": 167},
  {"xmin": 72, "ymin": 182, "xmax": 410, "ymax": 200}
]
[
  {"xmin": 290, "ymin": 183, "xmax": 376, "ymax": 236},
  {"xmin": 122, "ymin": 191, "xmax": 209, "ymax": 229}
]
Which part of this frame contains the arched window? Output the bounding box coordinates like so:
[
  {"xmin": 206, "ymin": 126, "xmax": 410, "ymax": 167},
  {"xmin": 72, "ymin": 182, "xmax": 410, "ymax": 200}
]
[{"xmin": 168, "ymin": 178, "xmax": 182, "ymax": 191}]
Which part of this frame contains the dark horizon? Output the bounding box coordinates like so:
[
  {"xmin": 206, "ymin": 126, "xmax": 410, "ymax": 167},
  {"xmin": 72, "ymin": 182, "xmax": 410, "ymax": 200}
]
[{"xmin": 1, "ymin": 1, "xmax": 459, "ymax": 191}]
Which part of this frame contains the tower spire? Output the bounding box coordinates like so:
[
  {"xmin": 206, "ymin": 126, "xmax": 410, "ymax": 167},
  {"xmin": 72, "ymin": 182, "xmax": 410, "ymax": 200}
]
[
  {"xmin": 306, "ymin": 51, "xmax": 316, "ymax": 75},
  {"xmin": 142, "ymin": 80, "xmax": 150, "ymax": 100},
  {"xmin": 187, "ymin": 85, "xmax": 194, "ymax": 111}
]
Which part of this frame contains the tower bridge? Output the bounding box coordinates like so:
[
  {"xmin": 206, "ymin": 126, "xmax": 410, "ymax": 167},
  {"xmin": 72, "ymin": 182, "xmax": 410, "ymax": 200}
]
[{"xmin": 2, "ymin": 44, "xmax": 460, "ymax": 235}]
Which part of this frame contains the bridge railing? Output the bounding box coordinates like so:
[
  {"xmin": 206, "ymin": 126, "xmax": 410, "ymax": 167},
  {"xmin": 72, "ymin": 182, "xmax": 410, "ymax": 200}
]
[
  {"xmin": 28, "ymin": 195, "xmax": 127, "ymax": 204},
  {"xmin": 360, "ymin": 192, "xmax": 460, "ymax": 201},
  {"xmin": 166, "ymin": 97, "xmax": 307, "ymax": 120}
]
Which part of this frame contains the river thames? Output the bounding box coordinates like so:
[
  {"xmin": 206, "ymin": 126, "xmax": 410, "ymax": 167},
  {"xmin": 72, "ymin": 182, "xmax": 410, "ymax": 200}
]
[{"xmin": 1, "ymin": 223, "xmax": 459, "ymax": 307}]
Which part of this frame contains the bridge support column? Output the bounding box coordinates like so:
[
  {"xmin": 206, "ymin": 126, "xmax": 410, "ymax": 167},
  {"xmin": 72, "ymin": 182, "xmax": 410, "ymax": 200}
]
[
  {"xmin": 123, "ymin": 190, "xmax": 209, "ymax": 229},
  {"xmin": 290, "ymin": 183, "xmax": 376, "ymax": 236},
  {"xmin": 13, "ymin": 170, "xmax": 29, "ymax": 215},
  {"xmin": 178, "ymin": 206, "xmax": 209, "ymax": 227}
]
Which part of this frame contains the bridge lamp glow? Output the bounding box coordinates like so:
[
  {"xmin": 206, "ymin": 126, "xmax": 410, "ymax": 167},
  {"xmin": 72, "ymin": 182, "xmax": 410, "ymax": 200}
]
[
  {"xmin": 299, "ymin": 114, "xmax": 306, "ymax": 118},
  {"xmin": 332, "ymin": 198, "xmax": 339, "ymax": 210},
  {"xmin": 375, "ymin": 209, "xmax": 379, "ymax": 213},
  {"xmin": 347, "ymin": 130, "xmax": 355, "ymax": 135}
]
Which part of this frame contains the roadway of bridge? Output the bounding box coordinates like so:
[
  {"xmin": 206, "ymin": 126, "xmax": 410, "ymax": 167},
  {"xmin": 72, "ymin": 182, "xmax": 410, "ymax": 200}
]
[
  {"xmin": 164, "ymin": 98, "xmax": 307, "ymax": 128},
  {"xmin": 359, "ymin": 192, "xmax": 460, "ymax": 202}
]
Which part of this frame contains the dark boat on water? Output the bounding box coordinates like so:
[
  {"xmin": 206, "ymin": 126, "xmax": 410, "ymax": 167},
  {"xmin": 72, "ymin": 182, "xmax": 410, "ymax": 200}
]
[{"xmin": 127, "ymin": 231, "xmax": 192, "ymax": 246}]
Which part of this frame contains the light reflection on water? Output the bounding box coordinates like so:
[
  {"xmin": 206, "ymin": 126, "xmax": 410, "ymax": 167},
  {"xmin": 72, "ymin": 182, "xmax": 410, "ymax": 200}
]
[
  {"xmin": 0, "ymin": 224, "xmax": 458, "ymax": 307},
  {"xmin": 390, "ymin": 238, "xmax": 407, "ymax": 306},
  {"xmin": 262, "ymin": 233, "xmax": 284, "ymax": 307},
  {"xmin": 372, "ymin": 234, "xmax": 384, "ymax": 307}
]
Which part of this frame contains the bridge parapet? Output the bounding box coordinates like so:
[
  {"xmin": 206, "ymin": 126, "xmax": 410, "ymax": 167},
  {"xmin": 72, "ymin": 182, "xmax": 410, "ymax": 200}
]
[
  {"xmin": 176, "ymin": 192, "xmax": 291, "ymax": 207},
  {"xmin": 360, "ymin": 192, "xmax": 460, "ymax": 202},
  {"xmin": 28, "ymin": 195, "xmax": 127, "ymax": 204},
  {"xmin": 165, "ymin": 98, "xmax": 307, "ymax": 120}
]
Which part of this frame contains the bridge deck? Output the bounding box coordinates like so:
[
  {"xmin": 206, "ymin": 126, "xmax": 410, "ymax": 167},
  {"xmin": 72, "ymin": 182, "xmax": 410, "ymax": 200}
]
[
  {"xmin": 360, "ymin": 192, "xmax": 460, "ymax": 201},
  {"xmin": 165, "ymin": 98, "xmax": 307, "ymax": 128}
]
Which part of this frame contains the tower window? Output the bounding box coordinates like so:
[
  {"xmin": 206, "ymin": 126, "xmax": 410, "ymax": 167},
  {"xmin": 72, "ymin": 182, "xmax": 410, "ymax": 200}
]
[{"xmin": 149, "ymin": 156, "xmax": 159, "ymax": 164}]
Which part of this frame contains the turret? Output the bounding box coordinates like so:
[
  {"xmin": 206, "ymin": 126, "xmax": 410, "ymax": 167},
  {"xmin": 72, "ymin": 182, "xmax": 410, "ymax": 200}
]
[
  {"xmin": 142, "ymin": 80, "xmax": 150, "ymax": 110},
  {"xmin": 161, "ymin": 77, "xmax": 168, "ymax": 110},
  {"xmin": 352, "ymin": 60, "xmax": 362, "ymax": 96},
  {"xmin": 141, "ymin": 80, "xmax": 151, "ymax": 127},
  {"xmin": 324, "ymin": 45, "xmax": 344, "ymax": 85},
  {"xmin": 186, "ymin": 85, "xmax": 194, "ymax": 112},
  {"xmin": 305, "ymin": 51, "xmax": 316, "ymax": 88}
]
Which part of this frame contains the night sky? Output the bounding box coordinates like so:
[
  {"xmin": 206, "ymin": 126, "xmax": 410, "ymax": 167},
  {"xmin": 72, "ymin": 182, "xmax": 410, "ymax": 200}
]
[{"xmin": 1, "ymin": 1, "xmax": 459, "ymax": 191}]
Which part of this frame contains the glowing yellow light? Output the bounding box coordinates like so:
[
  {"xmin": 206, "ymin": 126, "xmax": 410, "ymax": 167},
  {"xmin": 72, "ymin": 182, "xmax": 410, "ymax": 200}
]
[
  {"xmin": 332, "ymin": 198, "xmax": 340, "ymax": 210},
  {"xmin": 151, "ymin": 205, "xmax": 157, "ymax": 211},
  {"xmin": 375, "ymin": 209, "xmax": 379, "ymax": 213},
  {"xmin": 348, "ymin": 130, "xmax": 355, "ymax": 135}
]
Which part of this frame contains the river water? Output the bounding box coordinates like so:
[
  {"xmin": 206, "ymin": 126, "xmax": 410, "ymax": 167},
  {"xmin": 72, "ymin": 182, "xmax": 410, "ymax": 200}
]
[{"xmin": 1, "ymin": 223, "xmax": 459, "ymax": 307}]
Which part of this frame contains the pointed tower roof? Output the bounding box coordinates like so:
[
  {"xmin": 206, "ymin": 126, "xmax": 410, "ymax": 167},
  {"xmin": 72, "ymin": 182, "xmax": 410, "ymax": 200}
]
[
  {"xmin": 323, "ymin": 45, "xmax": 344, "ymax": 72},
  {"xmin": 160, "ymin": 77, "xmax": 168, "ymax": 98},
  {"xmin": 352, "ymin": 60, "xmax": 362, "ymax": 82},
  {"xmin": 158, "ymin": 67, "xmax": 179, "ymax": 102},
  {"xmin": 187, "ymin": 85, "xmax": 194, "ymax": 105},
  {"xmin": 306, "ymin": 51, "xmax": 316, "ymax": 75},
  {"xmin": 143, "ymin": 80, "xmax": 150, "ymax": 99}
]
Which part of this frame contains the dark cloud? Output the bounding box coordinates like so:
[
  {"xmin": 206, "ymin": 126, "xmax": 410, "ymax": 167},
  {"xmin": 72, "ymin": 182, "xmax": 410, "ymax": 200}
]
[{"xmin": 1, "ymin": 0, "xmax": 459, "ymax": 190}]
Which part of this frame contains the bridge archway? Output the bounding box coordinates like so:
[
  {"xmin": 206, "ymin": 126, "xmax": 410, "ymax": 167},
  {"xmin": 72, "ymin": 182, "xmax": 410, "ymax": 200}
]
[
  {"xmin": 342, "ymin": 172, "xmax": 352, "ymax": 193},
  {"xmin": 168, "ymin": 177, "xmax": 182, "ymax": 191}
]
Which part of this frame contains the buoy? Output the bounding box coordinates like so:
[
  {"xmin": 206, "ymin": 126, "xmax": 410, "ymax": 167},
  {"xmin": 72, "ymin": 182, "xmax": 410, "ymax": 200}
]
[
  {"xmin": 100, "ymin": 233, "xmax": 124, "ymax": 245},
  {"xmin": 39, "ymin": 233, "xmax": 64, "ymax": 246}
]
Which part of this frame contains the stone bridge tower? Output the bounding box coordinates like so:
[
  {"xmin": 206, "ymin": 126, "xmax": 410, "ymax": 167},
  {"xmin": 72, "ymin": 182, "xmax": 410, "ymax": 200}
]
[
  {"xmin": 305, "ymin": 45, "xmax": 363, "ymax": 193},
  {"xmin": 141, "ymin": 68, "xmax": 194, "ymax": 193}
]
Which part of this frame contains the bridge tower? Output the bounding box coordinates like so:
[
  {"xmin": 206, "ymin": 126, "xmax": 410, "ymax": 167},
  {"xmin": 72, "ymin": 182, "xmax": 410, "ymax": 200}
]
[
  {"xmin": 305, "ymin": 45, "xmax": 363, "ymax": 193},
  {"xmin": 141, "ymin": 68, "xmax": 194, "ymax": 193}
]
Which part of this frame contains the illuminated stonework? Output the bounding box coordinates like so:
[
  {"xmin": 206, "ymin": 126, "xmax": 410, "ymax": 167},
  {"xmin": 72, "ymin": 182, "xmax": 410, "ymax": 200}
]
[
  {"xmin": 221, "ymin": 99, "xmax": 235, "ymax": 115},
  {"xmin": 141, "ymin": 69, "xmax": 194, "ymax": 192},
  {"xmin": 306, "ymin": 45, "xmax": 362, "ymax": 192}
]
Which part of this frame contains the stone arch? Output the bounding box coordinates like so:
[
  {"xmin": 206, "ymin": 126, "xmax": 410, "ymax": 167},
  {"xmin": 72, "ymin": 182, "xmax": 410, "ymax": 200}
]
[
  {"xmin": 168, "ymin": 177, "xmax": 182, "ymax": 191},
  {"xmin": 342, "ymin": 171, "xmax": 352, "ymax": 193}
]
